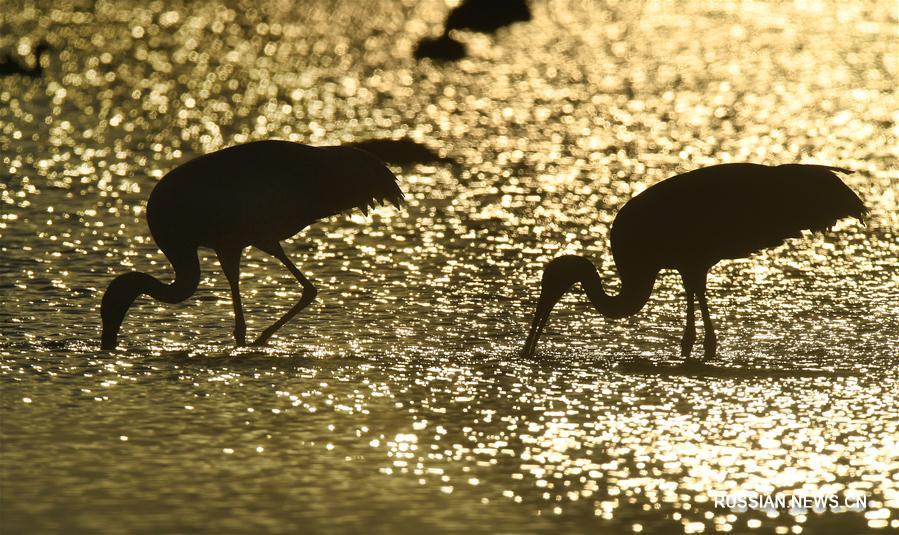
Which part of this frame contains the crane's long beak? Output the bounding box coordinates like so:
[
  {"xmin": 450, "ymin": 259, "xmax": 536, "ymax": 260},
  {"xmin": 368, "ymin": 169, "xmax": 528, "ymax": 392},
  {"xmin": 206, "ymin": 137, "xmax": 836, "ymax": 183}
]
[
  {"xmin": 100, "ymin": 328, "xmax": 118, "ymax": 350},
  {"xmin": 99, "ymin": 294, "xmax": 125, "ymax": 351},
  {"xmin": 520, "ymin": 293, "xmax": 558, "ymax": 358}
]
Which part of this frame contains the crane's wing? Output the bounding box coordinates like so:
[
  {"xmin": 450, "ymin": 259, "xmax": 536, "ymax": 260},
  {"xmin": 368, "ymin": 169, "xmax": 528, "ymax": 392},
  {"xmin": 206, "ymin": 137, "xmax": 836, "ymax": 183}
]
[{"xmin": 612, "ymin": 163, "xmax": 866, "ymax": 266}]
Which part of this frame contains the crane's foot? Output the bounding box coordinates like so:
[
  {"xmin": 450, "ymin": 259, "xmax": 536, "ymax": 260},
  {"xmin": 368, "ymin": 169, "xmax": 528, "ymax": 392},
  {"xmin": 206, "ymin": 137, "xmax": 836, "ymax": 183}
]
[
  {"xmin": 250, "ymin": 333, "xmax": 272, "ymax": 347},
  {"xmin": 682, "ymin": 357, "xmax": 704, "ymax": 369}
]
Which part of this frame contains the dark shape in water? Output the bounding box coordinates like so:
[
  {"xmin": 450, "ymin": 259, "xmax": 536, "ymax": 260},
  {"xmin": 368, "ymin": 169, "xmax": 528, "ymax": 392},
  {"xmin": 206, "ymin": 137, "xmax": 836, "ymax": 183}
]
[
  {"xmin": 345, "ymin": 137, "xmax": 451, "ymax": 165},
  {"xmin": 0, "ymin": 42, "xmax": 50, "ymax": 78},
  {"xmin": 520, "ymin": 163, "xmax": 866, "ymax": 361},
  {"xmin": 414, "ymin": 35, "xmax": 467, "ymax": 62},
  {"xmin": 415, "ymin": 0, "xmax": 531, "ymax": 61},
  {"xmin": 612, "ymin": 356, "xmax": 857, "ymax": 378},
  {"xmin": 100, "ymin": 140, "xmax": 405, "ymax": 350},
  {"xmin": 445, "ymin": 0, "xmax": 531, "ymax": 34}
]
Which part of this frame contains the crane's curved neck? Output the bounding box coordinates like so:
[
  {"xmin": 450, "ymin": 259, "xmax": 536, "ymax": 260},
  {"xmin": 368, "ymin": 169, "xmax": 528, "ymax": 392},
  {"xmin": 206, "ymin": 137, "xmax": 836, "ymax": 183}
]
[
  {"xmin": 101, "ymin": 249, "xmax": 200, "ymax": 349},
  {"xmin": 128, "ymin": 272, "xmax": 193, "ymax": 304},
  {"xmin": 579, "ymin": 262, "xmax": 657, "ymax": 319},
  {"xmin": 118, "ymin": 249, "xmax": 201, "ymax": 304}
]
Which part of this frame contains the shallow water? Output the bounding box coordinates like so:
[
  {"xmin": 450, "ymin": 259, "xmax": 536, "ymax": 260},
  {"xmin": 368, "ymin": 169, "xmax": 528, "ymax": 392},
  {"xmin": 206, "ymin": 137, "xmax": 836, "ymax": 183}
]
[{"xmin": 1, "ymin": 0, "xmax": 898, "ymax": 533}]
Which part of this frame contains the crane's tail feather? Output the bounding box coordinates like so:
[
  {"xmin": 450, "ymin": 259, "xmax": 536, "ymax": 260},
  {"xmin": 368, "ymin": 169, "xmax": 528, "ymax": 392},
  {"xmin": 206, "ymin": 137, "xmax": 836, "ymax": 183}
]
[
  {"xmin": 319, "ymin": 145, "xmax": 406, "ymax": 216},
  {"xmin": 774, "ymin": 164, "xmax": 867, "ymax": 233},
  {"xmin": 818, "ymin": 165, "xmax": 853, "ymax": 175},
  {"xmin": 356, "ymin": 177, "xmax": 405, "ymax": 215}
]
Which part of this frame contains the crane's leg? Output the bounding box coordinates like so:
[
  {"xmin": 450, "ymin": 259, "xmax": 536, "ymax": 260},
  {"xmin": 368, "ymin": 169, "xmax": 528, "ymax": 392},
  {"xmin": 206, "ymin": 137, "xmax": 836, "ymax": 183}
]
[
  {"xmin": 679, "ymin": 271, "xmax": 701, "ymax": 361},
  {"xmin": 252, "ymin": 241, "xmax": 317, "ymax": 346},
  {"xmin": 696, "ymin": 276, "xmax": 717, "ymax": 360},
  {"xmin": 216, "ymin": 247, "xmax": 247, "ymax": 346},
  {"xmin": 681, "ymin": 287, "xmax": 697, "ymax": 359}
]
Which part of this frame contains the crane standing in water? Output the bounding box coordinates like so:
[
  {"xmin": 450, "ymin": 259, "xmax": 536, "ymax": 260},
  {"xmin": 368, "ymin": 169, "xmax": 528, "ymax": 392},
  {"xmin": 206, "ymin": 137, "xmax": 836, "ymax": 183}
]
[
  {"xmin": 100, "ymin": 141, "xmax": 404, "ymax": 349},
  {"xmin": 520, "ymin": 163, "xmax": 866, "ymax": 360}
]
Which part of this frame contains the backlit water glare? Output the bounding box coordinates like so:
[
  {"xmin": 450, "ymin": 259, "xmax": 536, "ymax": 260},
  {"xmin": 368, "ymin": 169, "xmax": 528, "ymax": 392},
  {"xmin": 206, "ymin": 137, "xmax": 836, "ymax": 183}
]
[{"xmin": 2, "ymin": 1, "xmax": 898, "ymax": 533}]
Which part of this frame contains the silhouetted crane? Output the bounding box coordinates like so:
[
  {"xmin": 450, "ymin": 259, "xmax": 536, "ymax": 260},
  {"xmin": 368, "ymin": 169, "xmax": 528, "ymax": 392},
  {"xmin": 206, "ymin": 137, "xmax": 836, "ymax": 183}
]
[
  {"xmin": 414, "ymin": 35, "xmax": 467, "ymax": 62},
  {"xmin": 0, "ymin": 42, "xmax": 49, "ymax": 77},
  {"xmin": 100, "ymin": 140, "xmax": 404, "ymax": 350},
  {"xmin": 415, "ymin": 0, "xmax": 531, "ymax": 61},
  {"xmin": 444, "ymin": 0, "xmax": 531, "ymax": 34},
  {"xmin": 520, "ymin": 163, "xmax": 866, "ymax": 360}
]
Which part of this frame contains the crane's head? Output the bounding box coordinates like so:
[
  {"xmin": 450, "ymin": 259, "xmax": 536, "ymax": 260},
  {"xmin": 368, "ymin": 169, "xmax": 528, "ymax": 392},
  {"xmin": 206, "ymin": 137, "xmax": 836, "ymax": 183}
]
[
  {"xmin": 520, "ymin": 255, "xmax": 595, "ymax": 358},
  {"xmin": 100, "ymin": 273, "xmax": 142, "ymax": 350}
]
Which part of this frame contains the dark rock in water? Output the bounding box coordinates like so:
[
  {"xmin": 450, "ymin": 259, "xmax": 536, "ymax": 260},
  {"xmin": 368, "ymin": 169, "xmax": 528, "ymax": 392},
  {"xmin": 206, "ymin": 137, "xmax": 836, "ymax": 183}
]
[
  {"xmin": 345, "ymin": 137, "xmax": 451, "ymax": 165},
  {"xmin": 414, "ymin": 35, "xmax": 467, "ymax": 62},
  {"xmin": 446, "ymin": 0, "xmax": 531, "ymax": 34}
]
